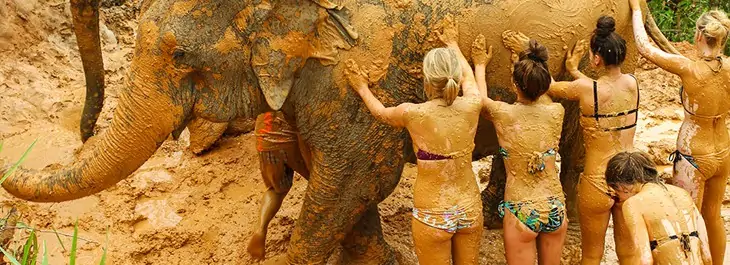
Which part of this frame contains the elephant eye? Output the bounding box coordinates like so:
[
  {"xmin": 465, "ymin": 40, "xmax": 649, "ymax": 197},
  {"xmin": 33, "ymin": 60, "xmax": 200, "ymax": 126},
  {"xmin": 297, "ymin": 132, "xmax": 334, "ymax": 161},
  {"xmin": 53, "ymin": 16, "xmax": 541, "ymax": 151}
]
[{"xmin": 173, "ymin": 49, "xmax": 185, "ymax": 59}]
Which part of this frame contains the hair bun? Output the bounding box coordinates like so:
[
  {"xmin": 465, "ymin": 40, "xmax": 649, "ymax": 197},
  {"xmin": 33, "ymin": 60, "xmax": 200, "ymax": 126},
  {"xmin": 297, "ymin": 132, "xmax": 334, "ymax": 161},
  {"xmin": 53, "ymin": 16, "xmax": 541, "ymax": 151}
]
[
  {"xmin": 705, "ymin": 20, "xmax": 728, "ymax": 40},
  {"xmin": 596, "ymin": 16, "xmax": 616, "ymax": 38},
  {"xmin": 526, "ymin": 39, "xmax": 549, "ymax": 63}
]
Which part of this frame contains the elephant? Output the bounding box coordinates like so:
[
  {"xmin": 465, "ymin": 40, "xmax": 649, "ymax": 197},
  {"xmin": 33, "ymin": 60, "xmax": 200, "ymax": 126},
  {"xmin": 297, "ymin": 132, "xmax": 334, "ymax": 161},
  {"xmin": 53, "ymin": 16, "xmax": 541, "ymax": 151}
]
[{"xmin": 3, "ymin": 0, "xmax": 676, "ymax": 263}]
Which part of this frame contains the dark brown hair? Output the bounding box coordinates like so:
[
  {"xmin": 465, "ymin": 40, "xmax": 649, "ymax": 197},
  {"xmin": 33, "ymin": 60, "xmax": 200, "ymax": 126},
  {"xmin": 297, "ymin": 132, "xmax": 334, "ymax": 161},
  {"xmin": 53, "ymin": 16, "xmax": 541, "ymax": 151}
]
[
  {"xmin": 590, "ymin": 16, "xmax": 627, "ymax": 67},
  {"xmin": 605, "ymin": 151, "xmax": 662, "ymax": 189},
  {"xmin": 513, "ymin": 39, "xmax": 551, "ymax": 101}
]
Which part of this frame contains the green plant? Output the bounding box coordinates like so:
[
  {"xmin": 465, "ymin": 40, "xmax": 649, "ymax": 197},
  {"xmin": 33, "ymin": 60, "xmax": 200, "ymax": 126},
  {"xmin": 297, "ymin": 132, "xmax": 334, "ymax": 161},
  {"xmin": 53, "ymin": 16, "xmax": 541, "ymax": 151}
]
[{"xmin": 648, "ymin": 0, "xmax": 730, "ymax": 55}]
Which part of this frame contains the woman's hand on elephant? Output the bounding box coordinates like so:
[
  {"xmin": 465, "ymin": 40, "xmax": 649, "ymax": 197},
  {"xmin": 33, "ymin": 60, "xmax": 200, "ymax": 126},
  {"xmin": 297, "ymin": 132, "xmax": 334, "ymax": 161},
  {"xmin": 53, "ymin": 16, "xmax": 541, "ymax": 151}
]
[
  {"xmin": 501, "ymin": 30, "xmax": 530, "ymax": 55},
  {"xmin": 565, "ymin": 39, "xmax": 587, "ymax": 72},
  {"xmin": 345, "ymin": 59, "xmax": 369, "ymax": 92},
  {"xmin": 437, "ymin": 14, "xmax": 459, "ymax": 46},
  {"xmin": 471, "ymin": 34, "xmax": 494, "ymax": 67}
]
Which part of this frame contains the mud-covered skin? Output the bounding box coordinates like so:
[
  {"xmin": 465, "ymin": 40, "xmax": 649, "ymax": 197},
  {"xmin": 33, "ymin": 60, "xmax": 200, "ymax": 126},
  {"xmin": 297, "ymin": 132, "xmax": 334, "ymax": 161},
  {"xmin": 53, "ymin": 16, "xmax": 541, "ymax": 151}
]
[
  {"xmin": 2, "ymin": 0, "xmax": 673, "ymax": 263},
  {"xmin": 70, "ymin": 0, "xmax": 105, "ymax": 142}
]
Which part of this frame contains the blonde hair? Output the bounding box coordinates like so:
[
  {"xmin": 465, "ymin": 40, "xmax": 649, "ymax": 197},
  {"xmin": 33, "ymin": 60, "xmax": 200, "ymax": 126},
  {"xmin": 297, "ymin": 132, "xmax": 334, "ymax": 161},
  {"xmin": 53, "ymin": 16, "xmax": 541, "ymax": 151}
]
[
  {"xmin": 696, "ymin": 10, "xmax": 730, "ymax": 48},
  {"xmin": 422, "ymin": 48, "xmax": 462, "ymax": 106}
]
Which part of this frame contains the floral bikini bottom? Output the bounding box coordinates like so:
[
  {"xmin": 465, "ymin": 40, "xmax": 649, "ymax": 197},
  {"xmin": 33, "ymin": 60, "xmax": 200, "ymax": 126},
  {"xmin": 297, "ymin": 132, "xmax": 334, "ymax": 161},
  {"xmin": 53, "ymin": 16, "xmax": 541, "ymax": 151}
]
[
  {"xmin": 412, "ymin": 201, "xmax": 481, "ymax": 233},
  {"xmin": 498, "ymin": 196, "xmax": 565, "ymax": 233}
]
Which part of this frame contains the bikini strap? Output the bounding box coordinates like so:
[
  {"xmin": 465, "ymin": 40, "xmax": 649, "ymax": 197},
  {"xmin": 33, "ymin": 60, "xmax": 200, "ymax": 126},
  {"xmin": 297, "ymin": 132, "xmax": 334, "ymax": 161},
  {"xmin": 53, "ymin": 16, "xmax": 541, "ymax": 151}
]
[
  {"xmin": 630, "ymin": 74, "xmax": 640, "ymax": 127},
  {"xmin": 593, "ymin": 80, "xmax": 599, "ymax": 123}
]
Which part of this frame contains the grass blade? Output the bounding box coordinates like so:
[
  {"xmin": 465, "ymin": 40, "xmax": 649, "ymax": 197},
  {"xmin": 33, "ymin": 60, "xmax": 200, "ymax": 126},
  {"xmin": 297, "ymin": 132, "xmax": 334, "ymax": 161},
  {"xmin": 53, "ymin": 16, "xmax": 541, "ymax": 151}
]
[
  {"xmin": 41, "ymin": 241, "xmax": 48, "ymax": 265},
  {"xmin": 99, "ymin": 228, "xmax": 108, "ymax": 265},
  {"xmin": 0, "ymin": 139, "xmax": 38, "ymax": 185},
  {"xmin": 29, "ymin": 230, "xmax": 38, "ymax": 265},
  {"xmin": 0, "ymin": 245, "xmax": 22, "ymax": 265},
  {"xmin": 51, "ymin": 227, "xmax": 66, "ymax": 252},
  {"xmin": 0, "ymin": 141, "xmax": 4, "ymax": 153},
  {"xmin": 70, "ymin": 220, "xmax": 78, "ymax": 265},
  {"xmin": 21, "ymin": 229, "xmax": 35, "ymax": 265}
]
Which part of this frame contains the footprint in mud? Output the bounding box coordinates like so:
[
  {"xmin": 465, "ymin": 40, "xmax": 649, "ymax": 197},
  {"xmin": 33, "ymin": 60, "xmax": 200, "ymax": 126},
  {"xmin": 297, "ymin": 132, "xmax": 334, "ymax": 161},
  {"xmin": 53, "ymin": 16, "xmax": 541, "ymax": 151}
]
[{"xmin": 134, "ymin": 199, "xmax": 183, "ymax": 229}]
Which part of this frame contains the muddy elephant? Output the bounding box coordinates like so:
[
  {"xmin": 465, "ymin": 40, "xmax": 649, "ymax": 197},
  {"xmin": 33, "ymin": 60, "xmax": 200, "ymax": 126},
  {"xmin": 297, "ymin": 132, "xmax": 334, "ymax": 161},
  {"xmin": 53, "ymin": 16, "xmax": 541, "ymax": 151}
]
[{"xmin": 4, "ymin": 0, "xmax": 674, "ymax": 263}]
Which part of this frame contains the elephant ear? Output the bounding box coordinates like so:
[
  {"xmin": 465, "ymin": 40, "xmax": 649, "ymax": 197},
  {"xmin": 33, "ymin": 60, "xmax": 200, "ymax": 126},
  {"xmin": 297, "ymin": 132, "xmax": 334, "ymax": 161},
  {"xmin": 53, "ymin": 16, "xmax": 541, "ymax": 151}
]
[{"xmin": 253, "ymin": 3, "xmax": 358, "ymax": 110}]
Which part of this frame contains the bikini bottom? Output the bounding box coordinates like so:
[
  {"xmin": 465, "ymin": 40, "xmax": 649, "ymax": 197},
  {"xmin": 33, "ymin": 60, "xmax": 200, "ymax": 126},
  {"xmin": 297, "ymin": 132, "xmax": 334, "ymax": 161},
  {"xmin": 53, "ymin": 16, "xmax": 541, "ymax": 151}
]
[
  {"xmin": 580, "ymin": 173, "xmax": 617, "ymax": 199},
  {"xmin": 669, "ymin": 147, "xmax": 730, "ymax": 181},
  {"xmin": 412, "ymin": 200, "xmax": 481, "ymax": 234},
  {"xmin": 498, "ymin": 196, "xmax": 565, "ymax": 233}
]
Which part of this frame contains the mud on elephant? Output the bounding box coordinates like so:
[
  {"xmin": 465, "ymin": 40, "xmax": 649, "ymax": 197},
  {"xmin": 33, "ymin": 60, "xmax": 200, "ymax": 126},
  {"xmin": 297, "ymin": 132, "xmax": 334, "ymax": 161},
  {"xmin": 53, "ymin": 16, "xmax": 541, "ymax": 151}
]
[{"xmin": 4, "ymin": 0, "xmax": 675, "ymax": 263}]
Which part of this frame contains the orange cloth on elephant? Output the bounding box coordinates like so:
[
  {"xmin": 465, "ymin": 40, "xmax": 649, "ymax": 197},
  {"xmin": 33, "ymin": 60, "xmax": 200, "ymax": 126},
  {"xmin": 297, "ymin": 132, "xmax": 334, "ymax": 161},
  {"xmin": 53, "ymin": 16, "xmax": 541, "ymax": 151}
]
[{"xmin": 255, "ymin": 111, "xmax": 299, "ymax": 152}]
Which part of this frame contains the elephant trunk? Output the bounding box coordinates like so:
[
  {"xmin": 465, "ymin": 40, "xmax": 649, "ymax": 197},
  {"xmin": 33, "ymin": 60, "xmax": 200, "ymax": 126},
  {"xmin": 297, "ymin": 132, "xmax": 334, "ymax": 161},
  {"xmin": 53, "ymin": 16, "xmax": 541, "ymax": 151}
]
[
  {"xmin": 1, "ymin": 65, "xmax": 187, "ymax": 202},
  {"xmin": 642, "ymin": 2, "xmax": 681, "ymax": 55},
  {"xmin": 70, "ymin": 0, "xmax": 105, "ymax": 142}
]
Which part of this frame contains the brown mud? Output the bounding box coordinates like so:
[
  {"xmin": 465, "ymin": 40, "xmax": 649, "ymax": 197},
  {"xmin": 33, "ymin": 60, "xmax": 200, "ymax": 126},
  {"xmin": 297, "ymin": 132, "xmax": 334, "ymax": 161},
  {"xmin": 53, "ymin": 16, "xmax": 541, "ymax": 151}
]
[{"xmin": 1, "ymin": 0, "xmax": 729, "ymax": 264}]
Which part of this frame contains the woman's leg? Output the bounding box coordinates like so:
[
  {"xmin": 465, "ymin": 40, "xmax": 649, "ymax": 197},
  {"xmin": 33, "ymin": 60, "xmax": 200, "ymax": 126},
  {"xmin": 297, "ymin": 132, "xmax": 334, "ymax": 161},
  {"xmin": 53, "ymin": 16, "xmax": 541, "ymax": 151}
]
[
  {"xmin": 612, "ymin": 206, "xmax": 640, "ymax": 264},
  {"xmin": 537, "ymin": 219, "xmax": 568, "ymax": 265},
  {"xmin": 701, "ymin": 171, "xmax": 728, "ymax": 265},
  {"xmin": 672, "ymin": 157, "xmax": 707, "ymax": 207},
  {"xmin": 577, "ymin": 177, "xmax": 614, "ymax": 265},
  {"xmin": 503, "ymin": 210, "xmax": 538, "ymax": 265},
  {"xmin": 412, "ymin": 218, "xmax": 454, "ymax": 265},
  {"xmin": 452, "ymin": 213, "xmax": 484, "ymax": 265}
]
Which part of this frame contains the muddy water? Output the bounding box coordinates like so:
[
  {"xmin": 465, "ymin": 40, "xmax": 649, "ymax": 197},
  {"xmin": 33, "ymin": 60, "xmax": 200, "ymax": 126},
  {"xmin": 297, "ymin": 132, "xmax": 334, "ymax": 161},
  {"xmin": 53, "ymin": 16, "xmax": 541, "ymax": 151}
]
[{"xmin": 1, "ymin": 0, "xmax": 729, "ymax": 264}]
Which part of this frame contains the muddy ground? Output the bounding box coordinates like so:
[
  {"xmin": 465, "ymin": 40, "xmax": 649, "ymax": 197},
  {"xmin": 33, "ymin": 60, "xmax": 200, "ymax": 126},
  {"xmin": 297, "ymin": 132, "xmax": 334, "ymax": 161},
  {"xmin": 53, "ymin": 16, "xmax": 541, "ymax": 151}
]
[{"xmin": 1, "ymin": 1, "xmax": 729, "ymax": 264}]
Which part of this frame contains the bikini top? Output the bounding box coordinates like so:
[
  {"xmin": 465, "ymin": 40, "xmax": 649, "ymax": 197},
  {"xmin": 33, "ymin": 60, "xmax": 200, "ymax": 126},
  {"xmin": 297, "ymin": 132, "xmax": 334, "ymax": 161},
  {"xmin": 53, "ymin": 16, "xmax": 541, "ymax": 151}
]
[
  {"xmin": 649, "ymin": 190, "xmax": 699, "ymax": 257},
  {"xmin": 582, "ymin": 74, "xmax": 640, "ymax": 131},
  {"xmin": 416, "ymin": 143, "xmax": 475, "ymax": 161},
  {"xmin": 499, "ymin": 147, "xmax": 557, "ymax": 174},
  {"xmin": 678, "ymin": 57, "xmax": 728, "ymax": 120},
  {"xmin": 680, "ymin": 85, "xmax": 727, "ymax": 120}
]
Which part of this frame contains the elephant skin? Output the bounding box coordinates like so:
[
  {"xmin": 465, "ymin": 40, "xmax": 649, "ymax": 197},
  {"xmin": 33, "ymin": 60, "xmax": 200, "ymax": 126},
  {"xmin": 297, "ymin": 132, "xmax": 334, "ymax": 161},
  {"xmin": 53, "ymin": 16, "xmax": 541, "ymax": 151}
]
[{"xmin": 3, "ymin": 0, "xmax": 675, "ymax": 264}]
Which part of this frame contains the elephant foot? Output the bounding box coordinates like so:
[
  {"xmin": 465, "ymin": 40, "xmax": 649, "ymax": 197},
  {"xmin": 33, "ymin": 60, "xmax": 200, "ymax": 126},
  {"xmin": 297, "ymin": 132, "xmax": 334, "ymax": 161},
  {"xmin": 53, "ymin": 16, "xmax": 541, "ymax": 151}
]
[
  {"xmin": 341, "ymin": 206, "xmax": 398, "ymax": 265},
  {"xmin": 247, "ymin": 232, "xmax": 267, "ymax": 260}
]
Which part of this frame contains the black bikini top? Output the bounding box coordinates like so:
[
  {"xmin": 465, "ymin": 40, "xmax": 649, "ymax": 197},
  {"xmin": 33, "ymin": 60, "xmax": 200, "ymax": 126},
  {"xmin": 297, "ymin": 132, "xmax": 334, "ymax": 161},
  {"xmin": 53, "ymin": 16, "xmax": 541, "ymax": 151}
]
[
  {"xmin": 582, "ymin": 74, "xmax": 640, "ymax": 131},
  {"xmin": 680, "ymin": 86, "xmax": 726, "ymax": 120}
]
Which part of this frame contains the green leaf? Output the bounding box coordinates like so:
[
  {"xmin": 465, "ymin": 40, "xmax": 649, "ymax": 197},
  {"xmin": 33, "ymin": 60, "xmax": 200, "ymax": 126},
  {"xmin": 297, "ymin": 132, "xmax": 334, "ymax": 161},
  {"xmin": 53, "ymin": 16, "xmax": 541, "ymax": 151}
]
[
  {"xmin": 21, "ymin": 229, "xmax": 35, "ymax": 265},
  {"xmin": 99, "ymin": 228, "xmax": 108, "ymax": 265},
  {"xmin": 41, "ymin": 241, "xmax": 48, "ymax": 265},
  {"xmin": 0, "ymin": 139, "xmax": 38, "ymax": 185},
  {"xmin": 0, "ymin": 141, "xmax": 4, "ymax": 153},
  {"xmin": 29, "ymin": 230, "xmax": 38, "ymax": 265},
  {"xmin": 51, "ymin": 227, "xmax": 66, "ymax": 252},
  {"xmin": 0, "ymin": 245, "xmax": 22, "ymax": 265},
  {"xmin": 70, "ymin": 220, "xmax": 78, "ymax": 265}
]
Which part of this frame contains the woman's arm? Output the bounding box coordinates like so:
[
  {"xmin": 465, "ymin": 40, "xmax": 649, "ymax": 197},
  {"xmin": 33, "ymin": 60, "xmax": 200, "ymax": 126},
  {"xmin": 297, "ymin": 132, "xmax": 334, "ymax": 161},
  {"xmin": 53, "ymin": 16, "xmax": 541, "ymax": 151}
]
[
  {"xmin": 548, "ymin": 78, "xmax": 587, "ymax": 101},
  {"xmin": 471, "ymin": 34, "xmax": 500, "ymax": 113},
  {"xmin": 622, "ymin": 198, "xmax": 654, "ymax": 265},
  {"xmin": 345, "ymin": 59, "xmax": 411, "ymax": 128},
  {"xmin": 629, "ymin": 0, "xmax": 692, "ymax": 76},
  {"xmin": 438, "ymin": 15, "xmax": 480, "ymax": 98}
]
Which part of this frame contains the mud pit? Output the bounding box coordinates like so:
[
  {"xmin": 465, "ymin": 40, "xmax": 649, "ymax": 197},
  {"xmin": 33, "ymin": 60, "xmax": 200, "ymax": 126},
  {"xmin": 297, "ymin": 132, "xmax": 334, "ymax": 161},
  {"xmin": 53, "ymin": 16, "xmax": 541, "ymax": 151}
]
[{"xmin": 1, "ymin": 1, "xmax": 730, "ymax": 264}]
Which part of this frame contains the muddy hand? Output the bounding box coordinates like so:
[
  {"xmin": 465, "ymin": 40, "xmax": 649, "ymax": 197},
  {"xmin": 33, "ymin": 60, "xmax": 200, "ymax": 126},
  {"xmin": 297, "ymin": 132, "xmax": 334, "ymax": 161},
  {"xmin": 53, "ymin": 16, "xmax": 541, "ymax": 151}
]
[
  {"xmin": 471, "ymin": 34, "xmax": 494, "ymax": 66},
  {"xmin": 345, "ymin": 59, "xmax": 369, "ymax": 91},
  {"xmin": 437, "ymin": 14, "xmax": 459, "ymax": 45},
  {"xmin": 501, "ymin": 30, "xmax": 530, "ymax": 55},
  {"xmin": 566, "ymin": 39, "xmax": 587, "ymax": 72}
]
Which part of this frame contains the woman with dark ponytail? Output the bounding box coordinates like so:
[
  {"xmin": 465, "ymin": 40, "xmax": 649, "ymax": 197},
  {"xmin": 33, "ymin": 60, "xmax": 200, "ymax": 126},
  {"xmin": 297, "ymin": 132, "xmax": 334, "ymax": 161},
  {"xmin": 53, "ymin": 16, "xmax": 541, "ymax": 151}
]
[
  {"xmin": 540, "ymin": 15, "xmax": 641, "ymax": 264},
  {"xmin": 473, "ymin": 34, "xmax": 567, "ymax": 264},
  {"xmin": 345, "ymin": 16, "xmax": 487, "ymax": 264},
  {"xmin": 630, "ymin": 0, "xmax": 730, "ymax": 263}
]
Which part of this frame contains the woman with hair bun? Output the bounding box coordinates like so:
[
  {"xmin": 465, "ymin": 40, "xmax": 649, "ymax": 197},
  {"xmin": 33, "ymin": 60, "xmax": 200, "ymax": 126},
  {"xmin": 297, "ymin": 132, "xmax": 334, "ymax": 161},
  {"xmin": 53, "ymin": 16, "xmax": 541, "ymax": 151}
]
[
  {"xmin": 474, "ymin": 33, "xmax": 567, "ymax": 264},
  {"xmin": 539, "ymin": 15, "xmax": 641, "ymax": 264},
  {"xmin": 630, "ymin": 0, "xmax": 730, "ymax": 263},
  {"xmin": 345, "ymin": 16, "xmax": 486, "ymax": 264}
]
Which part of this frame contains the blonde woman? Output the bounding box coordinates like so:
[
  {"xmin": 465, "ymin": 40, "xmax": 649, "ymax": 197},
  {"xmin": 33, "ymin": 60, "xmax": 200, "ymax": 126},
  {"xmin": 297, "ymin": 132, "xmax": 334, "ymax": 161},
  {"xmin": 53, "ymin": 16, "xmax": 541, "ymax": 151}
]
[
  {"xmin": 630, "ymin": 1, "xmax": 730, "ymax": 263},
  {"xmin": 344, "ymin": 18, "xmax": 486, "ymax": 264}
]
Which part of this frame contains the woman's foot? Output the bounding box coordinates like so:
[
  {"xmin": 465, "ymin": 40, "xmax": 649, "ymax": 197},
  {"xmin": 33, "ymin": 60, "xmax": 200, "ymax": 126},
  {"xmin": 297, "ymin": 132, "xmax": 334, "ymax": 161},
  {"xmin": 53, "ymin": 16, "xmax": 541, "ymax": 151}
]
[{"xmin": 247, "ymin": 231, "xmax": 267, "ymax": 260}]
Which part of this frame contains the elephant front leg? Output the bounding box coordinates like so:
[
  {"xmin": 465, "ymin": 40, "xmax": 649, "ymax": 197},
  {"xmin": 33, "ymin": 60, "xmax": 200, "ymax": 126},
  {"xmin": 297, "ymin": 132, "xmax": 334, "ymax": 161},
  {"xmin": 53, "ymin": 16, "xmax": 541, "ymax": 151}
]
[
  {"xmin": 341, "ymin": 205, "xmax": 397, "ymax": 265},
  {"xmin": 186, "ymin": 117, "xmax": 229, "ymax": 155}
]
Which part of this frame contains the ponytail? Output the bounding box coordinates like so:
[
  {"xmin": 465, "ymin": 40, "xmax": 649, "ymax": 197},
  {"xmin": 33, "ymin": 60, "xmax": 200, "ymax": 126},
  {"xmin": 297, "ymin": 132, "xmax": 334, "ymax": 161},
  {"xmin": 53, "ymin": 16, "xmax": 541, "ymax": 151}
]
[{"xmin": 443, "ymin": 78, "xmax": 459, "ymax": 105}]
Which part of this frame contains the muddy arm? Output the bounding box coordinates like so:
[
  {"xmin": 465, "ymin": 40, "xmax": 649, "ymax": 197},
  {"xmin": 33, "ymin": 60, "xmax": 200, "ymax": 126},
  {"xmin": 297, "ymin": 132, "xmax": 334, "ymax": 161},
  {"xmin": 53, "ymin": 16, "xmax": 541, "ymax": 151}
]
[{"xmin": 629, "ymin": 1, "xmax": 691, "ymax": 76}]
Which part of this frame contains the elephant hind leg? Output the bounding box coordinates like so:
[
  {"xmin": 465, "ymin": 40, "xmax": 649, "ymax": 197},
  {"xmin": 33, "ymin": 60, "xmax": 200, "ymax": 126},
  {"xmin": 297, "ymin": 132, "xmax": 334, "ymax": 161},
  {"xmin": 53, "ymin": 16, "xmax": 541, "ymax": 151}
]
[{"xmin": 341, "ymin": 205, "xmax": 397, "ymax": 265}]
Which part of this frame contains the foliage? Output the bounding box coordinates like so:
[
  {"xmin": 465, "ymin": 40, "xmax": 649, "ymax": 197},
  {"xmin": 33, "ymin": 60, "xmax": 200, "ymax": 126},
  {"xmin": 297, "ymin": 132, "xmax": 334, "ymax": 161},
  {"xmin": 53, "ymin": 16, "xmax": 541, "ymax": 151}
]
[{"xmin": 648, "ymin": 0, "xmax": 730, "ymax": 55}]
